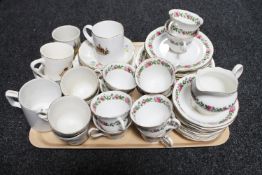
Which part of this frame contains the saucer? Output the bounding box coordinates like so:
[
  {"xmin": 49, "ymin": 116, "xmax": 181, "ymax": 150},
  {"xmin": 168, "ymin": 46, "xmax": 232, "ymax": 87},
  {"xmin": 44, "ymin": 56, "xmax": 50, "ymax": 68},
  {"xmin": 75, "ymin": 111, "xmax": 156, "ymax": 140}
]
[
  {"xmin": 78, "ymin": 37, "xmax": 135, "ymax": 70},
  {"xmin": 172, "ymin": 74, "xmax": 239, "ymax": 128},
  {"xmin": 145, "ymin": 26, "xmax": 214, "ymax": 72}
]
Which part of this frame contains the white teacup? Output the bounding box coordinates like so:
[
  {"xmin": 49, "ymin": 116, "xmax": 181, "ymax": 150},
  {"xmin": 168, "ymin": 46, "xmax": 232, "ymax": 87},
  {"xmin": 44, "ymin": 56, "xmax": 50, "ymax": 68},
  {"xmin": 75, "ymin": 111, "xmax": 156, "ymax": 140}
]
[
  {"xmin": 5, "ymin": 79, "xmax": 62, "ymax": 132},
  {"xmin": 47, "ymin": 96, "xmax": 91, "ymax": 145},
  {"xmin": 135, "ymin": 58, "xmax": 176, "ymax": 95},
  {"xmin": 130, "ymin": 95, "xmax": 181, "ymax": 147},
  {"xmin": 90, "ymin": 91, "xmax": 132, "ymax": 133},
  {"xmin": 191, "ymin": 64, "xmax": 243, "ymax": 115},
  {"xmin": 168, "ymin": 9, "xmax": 203, "ymax": 35},
  {"xmin": 102, "ymin": 63, "xmax": 136, "ymax": 92},
  {"xmin": 83, "ymin": 20, "xmax": 124, "ymax": 60},
  {"xmin": 52, "ymin": 25, "xmax": 81, "ymax": 53},
  {"xmin": 30, "ymin": 42, "xmax": 74, "ymax": 81},
  {"xmin": 60, "ymin": 66, "xmax": 99, "ymax": 101}
]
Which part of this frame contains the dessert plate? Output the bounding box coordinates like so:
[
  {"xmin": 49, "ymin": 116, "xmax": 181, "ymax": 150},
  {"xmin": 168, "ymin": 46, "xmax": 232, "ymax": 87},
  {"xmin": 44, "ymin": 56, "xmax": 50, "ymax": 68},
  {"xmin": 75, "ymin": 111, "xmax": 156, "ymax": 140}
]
[
  {"xmin": 145, "ymin": 26, "xmax": 214, "ymax": 72},
  {"xmin": 172, "ymin": 74, "xmax": 239, "ymax": 128},
  {"xmin": 78, "ymin": 37, "xmax": 135, "ymax": 70}
]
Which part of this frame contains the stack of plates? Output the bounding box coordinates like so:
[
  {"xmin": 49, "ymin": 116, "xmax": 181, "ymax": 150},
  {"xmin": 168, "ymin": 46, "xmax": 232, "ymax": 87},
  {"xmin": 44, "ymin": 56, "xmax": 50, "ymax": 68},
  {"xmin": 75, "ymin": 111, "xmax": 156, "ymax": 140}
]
[{"xmin": 172, "ymin": 74, "xmax": 239, "ymax": 141}]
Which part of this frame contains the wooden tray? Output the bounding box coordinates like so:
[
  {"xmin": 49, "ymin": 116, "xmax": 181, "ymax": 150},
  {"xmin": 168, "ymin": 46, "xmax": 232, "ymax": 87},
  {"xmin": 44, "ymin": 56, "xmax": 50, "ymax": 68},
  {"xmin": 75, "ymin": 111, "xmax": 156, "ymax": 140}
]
[{"xmin": 28, "ymin": 42, "xmax": 230, "ymax": 149}]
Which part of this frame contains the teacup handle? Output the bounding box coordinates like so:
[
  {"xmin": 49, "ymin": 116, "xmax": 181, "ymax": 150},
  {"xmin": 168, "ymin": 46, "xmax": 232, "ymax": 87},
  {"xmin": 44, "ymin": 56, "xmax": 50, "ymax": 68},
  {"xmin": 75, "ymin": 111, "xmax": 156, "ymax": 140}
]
[
  {"xmin": 88, "ymin": 128, "xmax": 105, "ymax": 138},
  {"xmin": 166, "ymin": 20, "xmax": 179, "ymax": 33},
  {"xmin": 30, "ymin": 58, "xmax": 46, "ymax": 78},
  {"xmin": 165, "ymin": 112, "xmax": 181, "ymax": 131},
  {"xmin": 117, "ymin": 117, "xmax": 126, "ymax": 131},
  {"xmin": 232, "ymin": 64, "xmax": 243, "ymax": 79},
  {"xmin": 94, "ymin": 69, "xmax": 103, "ymax": 79},
  {"xmin": 160, "ymin": 135, "xmax": 173, "ymax": 148},
  {"xmin": 5, "ymin": 90, "xmax": 21, "ymax": 108},
  {"xmin": 83, "ymin": 25, "xmax": 94, "ymax": 46}
]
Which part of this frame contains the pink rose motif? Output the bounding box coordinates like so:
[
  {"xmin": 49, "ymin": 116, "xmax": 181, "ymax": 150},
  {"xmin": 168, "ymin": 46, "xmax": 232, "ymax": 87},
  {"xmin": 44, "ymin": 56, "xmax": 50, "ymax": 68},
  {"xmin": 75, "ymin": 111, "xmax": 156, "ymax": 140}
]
[
  {"xmin": 145, "ymin": 62, "xmax": 152, "ymax": 68},
  {"xmin": 196, "ymin": 35, "xmax": 202, "ymax": 39},
  {"xmin": 156, "ymin": 31, "xmax": 161, "ymax": 36},
  {"xmin": 207, "ymin": 105, "xmax": 213, "ymax": 111},
  {"xmin": 175, "ymin": 12, "xmax": 179, "ymax": 16},
  {"xmin": 148, "ymin": 44, "xmax": 152, "ymax": 48},
  {"xmin": 229, "ymin": 106, "xmax": 235, "ymax": 113},
  {"xmin": 178, "ymin": 84, "xmax": 183, "ymax": 91},
  {"xmin": 100, "ymin": 97, "xmax": 105, "ymax": 101},
  {"xmin": 125, "ymin": 98, "xmax": 130, "ymax": 104},
  {"xmin": 154, "ymin": 97, "xmax": 161, "ymax": 103}
]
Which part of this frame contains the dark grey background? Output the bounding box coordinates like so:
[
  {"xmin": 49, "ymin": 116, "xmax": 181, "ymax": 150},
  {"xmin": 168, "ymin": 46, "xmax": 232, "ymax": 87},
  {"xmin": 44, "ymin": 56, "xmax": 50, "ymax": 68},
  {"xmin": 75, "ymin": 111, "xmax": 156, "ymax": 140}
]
[{"xmin": 0, "ymin": 0, "xmax": 261, "ymax": 174}]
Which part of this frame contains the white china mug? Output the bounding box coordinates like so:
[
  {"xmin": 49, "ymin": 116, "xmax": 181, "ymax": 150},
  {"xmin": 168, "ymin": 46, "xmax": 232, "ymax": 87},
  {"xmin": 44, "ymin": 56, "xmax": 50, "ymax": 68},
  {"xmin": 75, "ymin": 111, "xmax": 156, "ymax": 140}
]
[
  {"xmin": 30, "ymin": 42, "xmax": 74, "ymax": 81},
  {"xmin": 83, "ymin": 20, "xmax": 124, "ymax": 60},
  {"xmin": 90, "ymin": 91, "xmax": 132, "ymax": 133},
  {"xmin": 52, "ymin": 25, "xmax": 81, "ymax": 54},
  {"xmin": 130, "ymin": 95, "xmax": 181, "ymax": 147},
  {"xmin": 47, "ymin": 96, "xmax": 91, "ymax": 145},
  {"xmin": 60, "ymin": 66, "xmax": 99, "ymax": 101},
  {"xmin": 191, "ymin": 64, "xmax": 243, "ymax": 115},
  {"xmin": 5, "ymin": 79, "xmax": 62, "ymax": 132}
]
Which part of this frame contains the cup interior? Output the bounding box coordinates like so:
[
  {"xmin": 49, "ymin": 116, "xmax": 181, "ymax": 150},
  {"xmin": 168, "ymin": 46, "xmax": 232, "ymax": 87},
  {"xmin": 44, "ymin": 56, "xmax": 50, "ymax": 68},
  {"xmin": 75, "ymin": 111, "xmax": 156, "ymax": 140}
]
[
  {"xmin": 48, "ymin": 96, "xmax": 91, "ymax": 134},
  {"xmin": 131, "ymin": 95, "xmax": 172, "ymax": 127},
  {"xmin": 103, "ymin": 64, "xmax": 136, "ymax": 90},
  {"xmin": 136, "ymin": 59, "xmax": 174, "ymax": 93},
  {"xmin": 52, "ymin": 25, "xmax": 80, "ymax": 42},
  {"xmin": 40, "ymin": 42, "xmax": 74, "ymax": 59},
  {"xmin": 91, "ymin": 91, "xmax": 132, "ymax": 118},
  {"xmin": 93, "ymin": 20, "xmax": 124, "ymax": 38},
  {"xmin": 169, "ymin": 9, "xmax": 203, "ymax": 26},
  {"xmin": 60, "ymin": 67, "xmax": 98, "ymax": 99},
  {"xmin": 197, "ymin": 68, "xmax": 238, "ymax": 93},
  {"xmin": 19, "ymin": 79, "xmax": 61, "ymax": 110}
]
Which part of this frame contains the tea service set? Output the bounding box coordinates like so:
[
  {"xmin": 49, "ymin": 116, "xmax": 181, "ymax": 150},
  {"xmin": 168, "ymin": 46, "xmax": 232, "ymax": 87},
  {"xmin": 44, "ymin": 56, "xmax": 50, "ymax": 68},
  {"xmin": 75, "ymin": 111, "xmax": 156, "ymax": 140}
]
[{"xmin": 5, "ymin": 9, "xmax": 243, "ymax": 147}]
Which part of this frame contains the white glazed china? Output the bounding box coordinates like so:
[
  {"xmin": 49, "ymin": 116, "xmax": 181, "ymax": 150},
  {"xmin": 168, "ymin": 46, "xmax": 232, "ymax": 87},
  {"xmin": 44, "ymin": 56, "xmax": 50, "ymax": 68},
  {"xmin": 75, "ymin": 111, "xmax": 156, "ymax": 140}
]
[
  {"xmin": 102, "ymin": 63, "xmax": 136, "ymax": 92},
  {"xmin": 48, "ymin": 96, "xmax": 91, "ymax": 145},
  {"xmin": 30, "ymin": 42, "xmax": 74, "ymax": 81},
  {"xmin": 60, "ymin": 66, "xmax": 99, "ymax": 100},
  {"xmin": 132, "ymin": 46, "xmax": 147, "ymax": 68},
  {"xmin": 88, "ymin": 115, "xmax": 132, "ymax": 139},
  {"xmin": 83, "ymin": 20, "xmax": 125, "ymax": 62},
  {"xmin": 145, "ymin": 26, "xmax": 214, "ymax": 72},
  {"xmin": 135, "ymin": 58, "xmax": 176, "ymax": 94},
  {"xmin": 5, "ymin": 79, "xmax": 62, "ymax": 132},
  {"xmin": 172, "ymin": 74, "xmax": 240, "ymax": 128},
  {"xmin": 168, "ymin": 9, "xmax": 203, "ymax": 35},
  {"xmin": 78, "ymin": 37, "xmax": 134, "ymax": 70},
  {"xmin": 130, "ymin": 95, "xmax": 181, "ymax": 147},
  {"xmin": 90, "ymin": 91, "xmax": 132, "ymax": 133},
  {"xmin": 191, "ymin": 64, "xmax": 243, "ymax": 115},
  {"xmin": 52, "ymin": 25, "xmax": 81, "ymax": 53},
  {"xmin": 165, "ymin": 31, "xmax": 193, "ymax": 53}
]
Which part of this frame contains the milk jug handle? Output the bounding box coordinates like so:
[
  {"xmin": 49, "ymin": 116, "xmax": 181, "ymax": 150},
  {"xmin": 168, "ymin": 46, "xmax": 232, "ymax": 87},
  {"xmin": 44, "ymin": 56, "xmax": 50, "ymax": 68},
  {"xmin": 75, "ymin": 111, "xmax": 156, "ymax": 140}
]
[{"xmin": 232, "ymin": 64, "xmax": 243, "ymax": 79}]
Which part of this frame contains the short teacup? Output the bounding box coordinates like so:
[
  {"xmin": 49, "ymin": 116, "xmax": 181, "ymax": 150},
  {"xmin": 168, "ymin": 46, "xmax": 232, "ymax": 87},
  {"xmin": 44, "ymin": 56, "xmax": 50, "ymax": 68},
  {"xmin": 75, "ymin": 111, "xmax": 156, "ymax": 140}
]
[
  {"xmin": 90, "ymin": 91, "xmax": 132, "ymax": 133},
  {"xmin": 60, "ymin": 66, "xmax": 99, "ymax": 101},
  {"xmin": 52, "ymin": 25, "xmax": 81, "ymax": 54},
  {"xmin": 191, "ymin": 64, "xmax": 243, "ymax": 115},
  {"xmin": 135, "ymin": 58, "xmax": 176, "ymax": 95},
  {"xmin": 5, "ymin": 78, "xmax": 62, "ymax": 132},
  {"xmin": 47, "ymin": 96, "xmax": 91, "ymax": 145},
  {"xmin": 130, "ymin": 95, "xmax": 181, "ymax": 147},
  {"xmin": 83, "ymin": 20, "xmax": 124, "ymax": 61},
  {"xmin": 102, "ymin": 63, "xmax": 136, "ymax": 92},
  {"xmin": 30, "ymin": 42, "xmax": 74, "ymax": 81},
  {"xmin": 88, "ymin": 115, "xmax": 132, "ymax": 139}
]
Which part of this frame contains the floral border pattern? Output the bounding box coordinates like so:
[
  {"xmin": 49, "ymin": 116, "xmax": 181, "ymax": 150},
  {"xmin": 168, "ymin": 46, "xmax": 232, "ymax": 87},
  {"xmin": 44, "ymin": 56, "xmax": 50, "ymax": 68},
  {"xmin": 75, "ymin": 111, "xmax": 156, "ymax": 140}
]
[
  {"xmin": 104, "ymin": 64, "xmax": 135, "ymax": 77},
  {"xmin": 191, "ymin": 91, "xmax": 236, "ymax": 112},
  {"xmin": 136, "ymin": 59, "xmax": 174, "ymax": 81},
  {"xmin": 170, "ymin": 25, "xmax": 198, "ymax": 36},
  {"xmin": 98, "ymin": 117, "xmax": 128, "ymax": 127},
  {"xmin": 171, "ymin": 11, "xmax": 202, "ymax": 26},
  {"xmin": 131, "ymin": 96, "xmax": 171, "ymax": 116},
  {"xmin": 92, "ymin": 93, "xmax": 131, "ymax": 112},
  {"xmin": 146, "ymin": 27, "xmax": 213, "ymax": 71}
]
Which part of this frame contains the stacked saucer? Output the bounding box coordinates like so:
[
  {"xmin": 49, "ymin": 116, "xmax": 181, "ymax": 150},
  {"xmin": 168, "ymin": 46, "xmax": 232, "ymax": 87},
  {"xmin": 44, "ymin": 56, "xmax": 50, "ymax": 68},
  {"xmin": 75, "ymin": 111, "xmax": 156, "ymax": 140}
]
[{"xmin": 172, "ymin": 74, "xmax": 239, "ymax": 141}]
